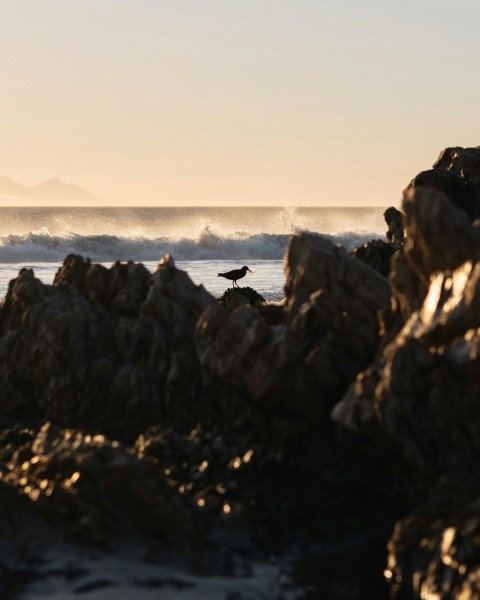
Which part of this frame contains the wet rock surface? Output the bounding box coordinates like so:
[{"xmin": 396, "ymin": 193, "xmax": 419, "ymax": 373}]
[{"xmin": 5, "ymin": 147, "xmax": 480, "ymax": 598}]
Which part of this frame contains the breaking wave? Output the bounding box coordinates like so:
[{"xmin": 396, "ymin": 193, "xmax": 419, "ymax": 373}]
[{"xmin": 0, "ymin": 227, "xmax": 382, "ymax": 264}]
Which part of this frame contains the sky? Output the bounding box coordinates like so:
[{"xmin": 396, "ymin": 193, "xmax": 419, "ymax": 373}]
[{"xmin": 1, "ymin": 0, "xmax": 479, "ymax": 206}]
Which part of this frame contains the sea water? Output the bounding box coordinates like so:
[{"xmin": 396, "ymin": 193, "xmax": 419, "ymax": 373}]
[{"xmin": 0, "ymin": 206, "xmax": 389, "ymax": 301}]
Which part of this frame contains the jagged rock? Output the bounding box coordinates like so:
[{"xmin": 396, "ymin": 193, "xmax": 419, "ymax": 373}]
[
  {"xmin": 197, "ymin": 303, "xmax": 305, "ymax": 403},
  {"xmin": 85, "ymin": 260, "xmax": 151, "ymax": 316},
  {"xmin": 197, "ymin": 233, "xmax": 391, "ymax": 435},
  {"xmin": 350, "ymin": 207, "xmax": 404, "ymax": 277},
  {"xmin": 135, "ymin": 420, "xmax": 400, "ymax": 589},
  {"xmin": 434, "ymin": 146, "xmax": 480, "ymax": 179},
  {"xmin": 284, "ymin": 233, "xmax": 391, "ymax": 315},
  {"xmin": 0, "ymin": 255, "xmax": 215, "ymax": 429},
  {"xmin": 384, "ymin": 206, "xmax": 405, "ymax": 250},
  {"xmin": 0, "ymin": 422, "xmax": 198, "ymax": 549},
  {"xmin": 53, "ymin": 253, "xmax": 92, "ymax": 290},
  {"xmin": 333, "ymin": 186, "xmax": 480, "ymax": 597},
  {"xmin": 217, "ymin": 287, "xmax": 266, "ymax": 312},
  {"xmin": 143, "ymin": 254, "xmax": 214, "ymax": 328},
  {"xmin": 334, "ymin": 189, "xmax": 480, "ymax": 467},
  {"xmin": 390, "ymin": 187, "xmax": 480, "ymax": 320},
  {"xmin": 386, "ymin": 507, "xmax": 480, "ymax": 600},
  {"xmin": 351, "ymin": 238, "xmax": 393, "ymax": 277},
  {"xmin": 404, "ymin": 147, "xmax": 480, "ymax": 221}
]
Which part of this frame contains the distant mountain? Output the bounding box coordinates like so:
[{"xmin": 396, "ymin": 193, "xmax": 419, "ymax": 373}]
[{"xmin": 0, "ymin": 176, "xmax": 96, "ymax": 203}]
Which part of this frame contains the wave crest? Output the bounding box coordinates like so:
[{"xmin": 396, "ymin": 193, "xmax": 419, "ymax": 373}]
[{"xmin": 0, "ymin": 227, "xmax": 382, "ymax": 263}]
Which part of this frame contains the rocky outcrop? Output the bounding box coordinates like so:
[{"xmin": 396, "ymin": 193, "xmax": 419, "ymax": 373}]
[
  {"xmin": 8, "ymin": 148, "xmax": 480, "ymax": 598},
  {"xmin": 333, "ymin": 180, "xmax": 480, "ymax": 597},
  {"xmin": 350, "ymin": 206, "xmax": 404, "ymax": 277},
  {"xmin": 0, "ymin": 422, "xmax": 198, "ymax": 548},
  {"xmin": 434, "ymin": 146, "xmax": 480, "ymax": 180},
  {"xmin": 404, "ymin": 146, "xmax": 480, "ymax": 222},
  {"xmin": 217, "ymin": 286, "xmax": 266, "ymax": 312},
  {"xmin": 0, "ymin": 254, "xmax": 214, "ymax": 429},
  {"xmin": 350, "ymin": 238, "xmax": 393, "ymax": 277},
  {"xmin": 384, "ymin": 206, "xmax": 405, "ymax": 250},
  {"xmin": 197, "ymin": 233, "xmax": 391, "ymax": 437}
]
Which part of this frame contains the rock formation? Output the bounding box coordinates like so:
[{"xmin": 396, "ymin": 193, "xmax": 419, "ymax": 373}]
[
  {"xmin": 217, "ymin": 286, "xmax": 266, "ymax": 312},
  {"xmin": 350, "ymin": 205, "xmax": 404, "ymax": 277},
  {"xmin": 0, "ymin": 254, "xmax": 214, "ymax": 429},
  {"xmin": 333, "ymin": 147, "xmax": 480, "ymax": 598},
  {"xmin": 3, "ymin": 146, "xmax": 480, "ymax": 598},
  {"xmin": 197, "ymin": 233, "xmax": 391, "ymax": 438}
]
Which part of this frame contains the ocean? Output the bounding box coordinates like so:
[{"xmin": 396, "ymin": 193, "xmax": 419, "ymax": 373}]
[{"xmin": 0, "ymin": 206, "xmax": 388, "ymax": 302}]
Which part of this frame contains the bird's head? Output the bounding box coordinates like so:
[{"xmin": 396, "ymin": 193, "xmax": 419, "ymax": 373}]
[{"xmin": 242, "ymin": 266, "xmax": 253, "ymax": 273}]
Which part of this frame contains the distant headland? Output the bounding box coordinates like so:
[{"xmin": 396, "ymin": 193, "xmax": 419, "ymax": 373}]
[{"xmin": 0, "ymin": 176, "xmax": 96, "ymax": 204}]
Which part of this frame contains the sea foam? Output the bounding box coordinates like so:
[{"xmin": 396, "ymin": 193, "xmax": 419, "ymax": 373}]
[{"xmin": 0, "ymin": 227, "xmax": 382, "ymax": 263}]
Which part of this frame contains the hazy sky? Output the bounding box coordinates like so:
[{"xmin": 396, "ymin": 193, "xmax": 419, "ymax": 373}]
[{"xmin": 1, "ymin": 1, "xmax": 479, "ymax": 206}]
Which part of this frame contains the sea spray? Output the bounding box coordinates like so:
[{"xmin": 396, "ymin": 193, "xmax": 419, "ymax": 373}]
[{"xmin": 0, "ymin": 228, "xmax": 381, "ymax": 263}]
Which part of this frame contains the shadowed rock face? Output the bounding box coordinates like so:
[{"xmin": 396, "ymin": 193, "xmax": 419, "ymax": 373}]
[
  {"xmin": 390, "ymin": 187, "xmax": 480, "ymax": 319},
  {"xmin": 433, "ymin": 146, "xmax": 480, "ymax": 180},
  {"xmin": 0, "ymin": 254, "xmax": 214, "ymax": 429},
  {"xmin": 350, "ymin": 206, "xmax": 405, "ymax": 277},
  {"xmin": 197, "ymin": 233, "xmax": 392, "ymax": 435},
  {"xmin": 6, "ymin": 149, "xmax": 480, "ymax": 598},
  {"xmin": 333, "ymin": 183, "xmax": 480, "ymax": 598},
  {"xmin": 0, "ymin": 422, "xmax": 198, "ymax": 548},
  {"xmin": 404, "ymin": 146, "xmax": 480, "ymax": 222}
]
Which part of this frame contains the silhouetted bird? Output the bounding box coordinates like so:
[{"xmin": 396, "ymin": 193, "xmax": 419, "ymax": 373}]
[{"xmin": 217, "ymin": 265, "xmax": 253, "ymax": 288}]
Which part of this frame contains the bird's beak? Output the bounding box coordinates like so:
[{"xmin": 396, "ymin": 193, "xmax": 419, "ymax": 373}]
[{"xmin": 247, "ymin": 267, "xmax": 253, "ymax": 272}]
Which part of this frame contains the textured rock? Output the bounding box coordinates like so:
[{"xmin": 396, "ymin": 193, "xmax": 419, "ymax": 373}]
[
  {"xmin": 333, "ymin": 184, "xmax": 480, "ymax": 597},
  {"xmin": 197, "ymin": 233, "xmax": 392, "ymax": 435},
  {"xmin": 350, "ymin": 207, "xmax": 404, "ymax": 277},
  {"xmin": 386, "ymin": 509, "xmax": 480, "ymax": 600},
  {"xmin": 404, "ymin": 146, "xmax": 480, "ymax": 221},
  {"xmin": 284, "ymin": 233, "xmax": 391, "ymax": 316},
  {"xmin": 384, "ymin": 206, "xmax": 405, "ymax": 250},
  {"xmin": 0, "ymin": 255, "xmax": 215, "ymax": 429},
  {"xmin": 0, "ymin": 422, "xmax": 198, "ymax": 549},
  {"xmin": 351, "ymin": 238, "xmax": 393, "ymax": 277},
  {"xmin": 433, "ymin": 146, "xmax": 480, "ymax": 180},
  {"xmin": 390, "ymin": 187, "xmax": 480, "ymax": 319},
  {"xmin": 217, "ymin": 286, "xmax": 266, "ymax": 313}
]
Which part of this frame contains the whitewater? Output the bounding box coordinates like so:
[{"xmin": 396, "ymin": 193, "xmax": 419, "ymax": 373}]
[{"xmin": 0, "ymin": 206, "xmax": 389, "ymax": 301}]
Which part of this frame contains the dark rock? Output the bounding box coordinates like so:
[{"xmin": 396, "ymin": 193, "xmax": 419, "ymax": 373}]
[
  {"xmin": 85, "ymin": 260, "xmax": 151, "ymax": 316},
  {"xmin": 333, "ymin": 184, "xmax": 480, "ymax": 596},
  {"xmin": 217, "ymin": 287, "xmax": 266, "ymax": 313},
  {"xmin": 433, "ymin": 145, "xmax": 480, "ymax": 179},
  {"xmin": 391, "ymin": 187, "xmax": 480, "ymax": 320},
  {"xmin": 197, "ymin": 303, "xmax": 308, "ymax": 423},
  {"xmin": 136, "ymin": 421, "xmax": 401, "ymax": 586},
  {"xmin": 197, "ymin": 233, "xmax": 392, "ymax": 437},
  {"xmin": 384, "ymin": 206, "xmax": 405, "ymax": 250},
  {"xmin": 284, "ymin": 233, "xmax": 391, "ymax": 316},
  {"xmin": 0, "ymin": 254, "xmax": 214, "ymax": 430},
  {"xmin": 53, "ymin": 254, "xmax": 91, "ymax": 290},
  {"xmin": 350, "ymin": 207, "xmax": 404, "ymax": 277},
  {"xmin": 404, "ymin": 146, "xmax": 480, "ymax": 221},
  {"xmin": 350, "ymin": 238, "xmax": 393, "ymax": 277},
  {"xmin": 0, "ymin": 422, "xmax": 200, "ymax": 552},
  {"xmin": 386, "ymin": 504, "xmax": 480, "ymax": 600}
]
